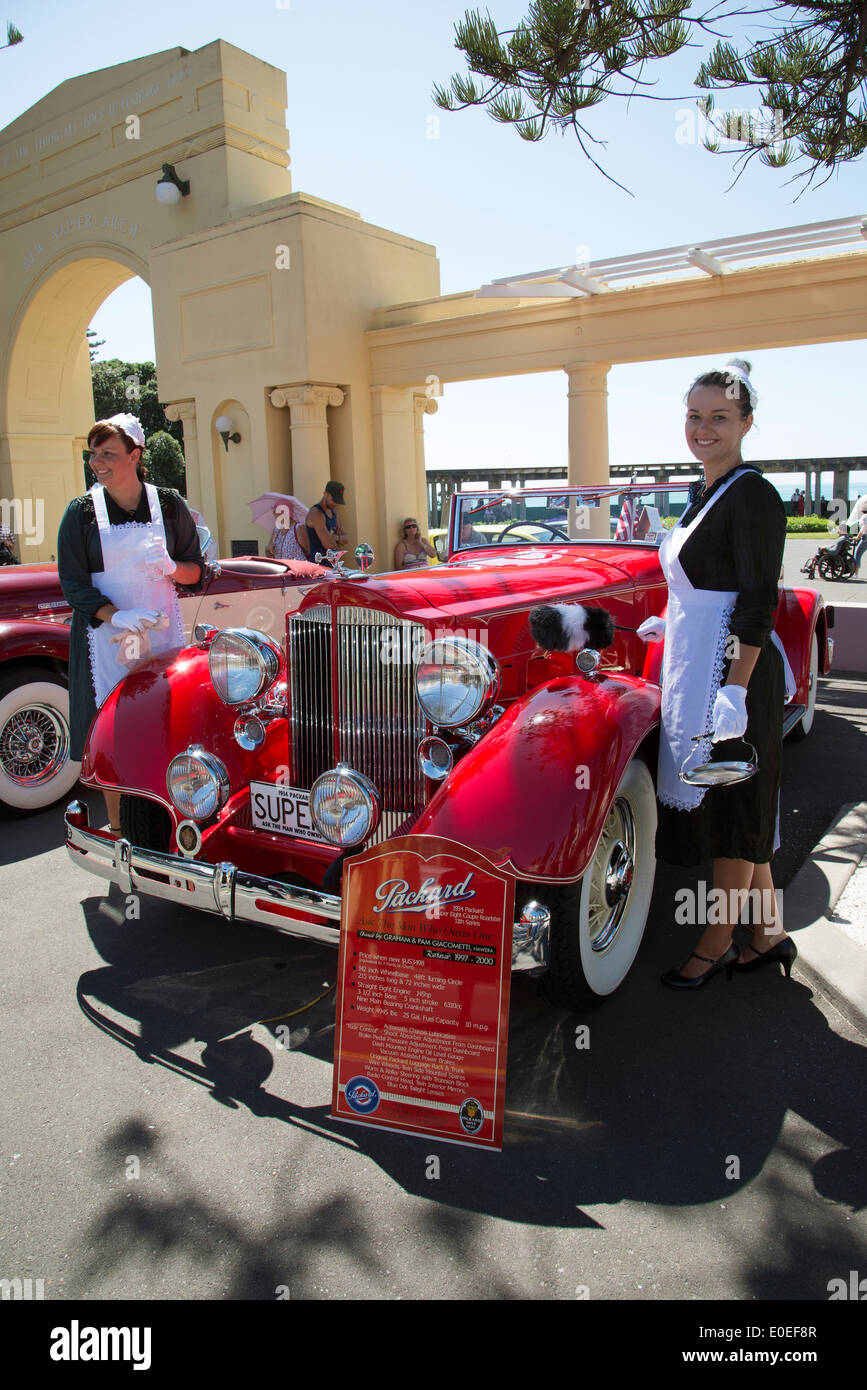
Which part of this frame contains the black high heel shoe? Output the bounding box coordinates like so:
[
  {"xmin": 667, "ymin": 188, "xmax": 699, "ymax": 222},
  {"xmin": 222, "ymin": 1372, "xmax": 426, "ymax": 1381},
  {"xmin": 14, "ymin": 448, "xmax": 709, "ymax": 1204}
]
[
  {"xmin": 734, "ymin": 936, "xmax": 797, "ymax": 978},
  {"xmin": 660, "ymin": 942, "xmax": 739, "ymax": 990}
]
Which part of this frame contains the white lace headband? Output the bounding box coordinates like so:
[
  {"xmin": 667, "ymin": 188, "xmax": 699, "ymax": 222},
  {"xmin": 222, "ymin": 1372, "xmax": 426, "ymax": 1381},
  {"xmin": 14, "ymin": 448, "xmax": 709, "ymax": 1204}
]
[{"xmin": 723, "ymin": 360, "xmax": 758, "ymax": 410}]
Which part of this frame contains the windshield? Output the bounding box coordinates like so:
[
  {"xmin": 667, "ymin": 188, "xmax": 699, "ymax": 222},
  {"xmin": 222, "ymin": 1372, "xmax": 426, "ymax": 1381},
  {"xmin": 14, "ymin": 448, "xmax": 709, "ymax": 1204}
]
[{"xmin": 447, "ymin": 484, "xmax": 696, "ymax": 555}]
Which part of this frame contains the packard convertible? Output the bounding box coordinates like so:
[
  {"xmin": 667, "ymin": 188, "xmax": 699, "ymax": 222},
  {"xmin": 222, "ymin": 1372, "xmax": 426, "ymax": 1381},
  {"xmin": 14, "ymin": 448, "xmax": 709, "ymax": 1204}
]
[{"xmin": 65, "ymin": 486, "xmax": 831, "ymax": 1009}]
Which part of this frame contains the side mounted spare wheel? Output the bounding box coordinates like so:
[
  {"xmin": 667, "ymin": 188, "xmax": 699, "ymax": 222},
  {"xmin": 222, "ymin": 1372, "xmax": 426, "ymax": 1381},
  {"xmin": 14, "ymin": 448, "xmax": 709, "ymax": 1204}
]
[
  {"xmin": 534, "ymin": 757, "xmax": 658, "ymax": 1011},
  {"xmin": 0, "ymin": 667, "xmax": 80, "ymax": 813}
]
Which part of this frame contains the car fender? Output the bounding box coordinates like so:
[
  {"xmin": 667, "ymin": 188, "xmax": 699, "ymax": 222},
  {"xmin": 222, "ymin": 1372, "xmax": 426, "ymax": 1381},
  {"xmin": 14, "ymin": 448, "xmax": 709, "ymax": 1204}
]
[
  {"xmin": 0, "ymin": 618, "xmax": 71, "ymax": 671},
  {"xmin": 413, "ymin": 674, "xmax": 660, "ymax": 883},
  {"xmin": 774, "ymin": 588, "xmax": 828, "ymax": 689},
  {"xmin": 81, "ymin": 645, "xmax": 286, "ymax": 807}
]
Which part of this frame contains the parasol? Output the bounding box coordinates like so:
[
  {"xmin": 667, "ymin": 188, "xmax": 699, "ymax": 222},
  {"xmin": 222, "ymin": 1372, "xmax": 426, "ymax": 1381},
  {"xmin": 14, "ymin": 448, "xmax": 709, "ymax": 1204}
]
[{"xmin": 249, "ymin": 492, "xmax": 307, "ymax": 533}]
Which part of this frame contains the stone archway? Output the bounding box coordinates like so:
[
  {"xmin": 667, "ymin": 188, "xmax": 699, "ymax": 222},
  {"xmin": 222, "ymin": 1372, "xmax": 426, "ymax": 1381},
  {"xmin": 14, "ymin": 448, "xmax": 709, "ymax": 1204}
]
[
  {"xmin": 0, "ymin": 39, "xmax": 440, "ymax": 563},
  {"xmin": 0, "ymin": 40, "xmax": 295, "ymax": 560},
  {"xmin": 5, "ymin": 251, "xmax": 147, "ymax": 558}
]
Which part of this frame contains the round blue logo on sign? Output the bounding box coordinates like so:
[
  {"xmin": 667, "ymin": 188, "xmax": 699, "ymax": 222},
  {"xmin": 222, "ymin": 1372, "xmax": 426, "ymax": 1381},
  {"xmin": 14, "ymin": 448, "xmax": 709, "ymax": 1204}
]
[{"xmin": 345, "ymin": 1076, "xmax": 381, "ymax": 1114}]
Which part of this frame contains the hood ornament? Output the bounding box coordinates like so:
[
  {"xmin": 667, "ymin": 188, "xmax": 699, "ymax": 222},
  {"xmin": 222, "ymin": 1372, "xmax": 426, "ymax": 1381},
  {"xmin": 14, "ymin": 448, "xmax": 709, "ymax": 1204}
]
[{"xmin": 314, "ymin": 543, "xmax": 375, "ymax": 580}]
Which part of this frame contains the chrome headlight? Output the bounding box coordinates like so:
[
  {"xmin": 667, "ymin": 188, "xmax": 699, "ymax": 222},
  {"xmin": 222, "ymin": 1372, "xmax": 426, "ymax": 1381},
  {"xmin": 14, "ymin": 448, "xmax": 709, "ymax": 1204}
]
[
  {"xmin": 209, "ymin": 628, "xmax": 281, "ymax": 705},
  {"xmin": 166, "ymin": 747, "xmax": 229, "ymax": 822},
  {"xmin": 310, "ymin": 764, "xmax": 380, "ymax": 848},
  {"xmin": 415, "ymin": 636, "xmax": 500, "ymax": 727}
]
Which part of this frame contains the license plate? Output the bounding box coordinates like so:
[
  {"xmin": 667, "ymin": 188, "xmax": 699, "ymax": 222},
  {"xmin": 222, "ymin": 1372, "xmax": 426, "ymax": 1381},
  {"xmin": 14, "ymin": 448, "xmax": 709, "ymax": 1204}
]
[{"xmin": 250, "ymin": 781, "xmax": 328, "ymax": 843}]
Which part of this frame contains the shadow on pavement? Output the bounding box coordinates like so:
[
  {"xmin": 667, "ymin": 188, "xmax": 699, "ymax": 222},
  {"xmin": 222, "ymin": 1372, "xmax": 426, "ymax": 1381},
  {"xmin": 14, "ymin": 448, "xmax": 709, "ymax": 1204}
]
[{"xmin": 71, "ymin": 868, "xmax": 867, "ymax": 1297}]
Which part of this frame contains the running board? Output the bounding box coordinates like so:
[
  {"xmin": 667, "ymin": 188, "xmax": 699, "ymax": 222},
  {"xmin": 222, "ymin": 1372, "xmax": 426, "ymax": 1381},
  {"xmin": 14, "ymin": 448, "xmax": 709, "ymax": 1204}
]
[{"xmin": 782, "ymin": 703, "xmax": 806, "ymax": 737}]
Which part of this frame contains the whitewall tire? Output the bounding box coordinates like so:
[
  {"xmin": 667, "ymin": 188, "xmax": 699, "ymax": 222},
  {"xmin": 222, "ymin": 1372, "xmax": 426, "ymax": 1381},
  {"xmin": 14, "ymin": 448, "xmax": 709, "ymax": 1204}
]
[
  {"xmin": 787, "ymin": 632, "xmax": 818, "ymax": 741},
  {"xmin": 0, "ymin": 669, "xmax": 81, "ymax": 812},
  {"xmin": 535, "ymin": 757, "xmax": 658, "ymax": 1009}
]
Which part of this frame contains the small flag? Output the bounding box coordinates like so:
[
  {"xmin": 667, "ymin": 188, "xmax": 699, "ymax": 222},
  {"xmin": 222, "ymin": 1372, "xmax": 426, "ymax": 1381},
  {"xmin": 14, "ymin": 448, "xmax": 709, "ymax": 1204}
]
[{"xmin": 614, "ymin": 494, "xmax": 634, "ymax": 541}]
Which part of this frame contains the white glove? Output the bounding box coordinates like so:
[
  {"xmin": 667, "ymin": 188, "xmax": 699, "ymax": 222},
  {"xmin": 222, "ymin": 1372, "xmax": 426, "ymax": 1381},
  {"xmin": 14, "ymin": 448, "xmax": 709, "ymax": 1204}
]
[
  {"xmin": 110, "ymin": 608, "xmax": 162, "ymax": 634},
  {"xmin": 711, "ymin": 685, "xmax": 748, "ymax": 743},
  {"xmin": 637, "ymin": 616, "xmax": 666, "ymax": 643},
  {"xmin": 143, "ymin": 539, "xmax": 177, "ymax": 579}
]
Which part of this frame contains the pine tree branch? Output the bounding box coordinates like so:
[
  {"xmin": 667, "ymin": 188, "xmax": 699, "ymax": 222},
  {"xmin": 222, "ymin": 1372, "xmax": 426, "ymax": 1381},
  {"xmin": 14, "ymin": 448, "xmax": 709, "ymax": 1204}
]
[{"xmin": 433, "ymin": 1, "xmax": 867, "ymax": 187}]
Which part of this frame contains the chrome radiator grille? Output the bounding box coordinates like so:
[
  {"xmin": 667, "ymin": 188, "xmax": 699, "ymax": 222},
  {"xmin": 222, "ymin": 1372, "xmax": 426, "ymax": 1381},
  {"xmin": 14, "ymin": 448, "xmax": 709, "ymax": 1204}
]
[{"xmin": 287, "ymin": 605, "xmax": 427, "ymax": 843}]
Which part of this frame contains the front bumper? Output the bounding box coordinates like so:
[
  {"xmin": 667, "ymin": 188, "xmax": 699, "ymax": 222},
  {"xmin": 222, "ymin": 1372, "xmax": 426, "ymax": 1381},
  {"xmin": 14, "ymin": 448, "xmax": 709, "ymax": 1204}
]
[{"xmin": 65, "ymin": 802, "xmax": 549, "ymax": 971}]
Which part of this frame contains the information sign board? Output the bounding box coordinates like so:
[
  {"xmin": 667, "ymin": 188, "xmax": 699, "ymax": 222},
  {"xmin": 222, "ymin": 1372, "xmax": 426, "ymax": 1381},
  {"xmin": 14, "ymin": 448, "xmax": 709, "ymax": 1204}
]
[{"xmin": 332, "ymin": 835, "xmax": 514, "ymax": 1149}]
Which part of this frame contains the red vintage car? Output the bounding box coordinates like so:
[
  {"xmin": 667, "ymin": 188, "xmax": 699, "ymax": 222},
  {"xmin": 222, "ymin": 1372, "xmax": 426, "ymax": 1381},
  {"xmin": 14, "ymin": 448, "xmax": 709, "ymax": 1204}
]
[
  {"xmin": 65, "ymin": 485, "xmax": 832, "ymax": 1009},
  {"xmin": 0, "ymin": 546, "xmax": 327, "ymax": 812}
]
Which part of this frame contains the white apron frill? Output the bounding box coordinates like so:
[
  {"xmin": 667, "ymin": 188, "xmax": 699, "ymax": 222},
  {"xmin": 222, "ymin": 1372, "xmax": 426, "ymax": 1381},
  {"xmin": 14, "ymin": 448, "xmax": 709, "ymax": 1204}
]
[
  {"xmin": 86, "ymin": 483, "xmax": 185, "ymax": 707},
  {"xmin": 657, "ymin": 468, "xmax": 748, "ymax": 811}
]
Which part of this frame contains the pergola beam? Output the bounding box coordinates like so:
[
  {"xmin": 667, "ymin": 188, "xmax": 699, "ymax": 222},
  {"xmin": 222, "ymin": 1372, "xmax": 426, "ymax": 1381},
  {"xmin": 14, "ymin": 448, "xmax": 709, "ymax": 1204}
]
[{"xmin": 477, "ymin": 214, "xmax": 866, "ymax": 300}]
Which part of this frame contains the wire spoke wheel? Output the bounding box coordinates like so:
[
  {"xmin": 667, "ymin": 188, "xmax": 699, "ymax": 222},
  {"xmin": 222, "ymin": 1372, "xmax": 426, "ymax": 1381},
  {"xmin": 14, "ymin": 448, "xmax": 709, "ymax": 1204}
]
[
  {"xmin": 0, "ymin": 670, "xmax": 80, "ymax": 812},
  {"xmin": 586, "ymin": 798, "xmax": 636, "ymax": 955},
  {"xmin": 0, "ymin": 703, "xmax": 69, "ymax": 785}
]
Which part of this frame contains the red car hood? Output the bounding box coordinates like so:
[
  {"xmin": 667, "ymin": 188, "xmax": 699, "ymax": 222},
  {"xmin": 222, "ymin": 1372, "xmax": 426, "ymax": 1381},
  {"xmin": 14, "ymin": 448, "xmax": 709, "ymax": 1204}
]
[{"xmin": 302, "ymin": 546, "xmax": 656, "ymax": 623}]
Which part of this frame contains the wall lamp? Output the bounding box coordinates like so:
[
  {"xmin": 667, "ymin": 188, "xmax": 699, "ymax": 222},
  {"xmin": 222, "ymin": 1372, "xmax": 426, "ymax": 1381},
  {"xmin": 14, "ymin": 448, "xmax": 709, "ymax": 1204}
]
[
  {"xmin": 156, "ymin": 163, "xmax": 190, "ymax": 205},
  {"xmin": 215, "ymin": 415, "xmax": 242, "ymax": 451}
]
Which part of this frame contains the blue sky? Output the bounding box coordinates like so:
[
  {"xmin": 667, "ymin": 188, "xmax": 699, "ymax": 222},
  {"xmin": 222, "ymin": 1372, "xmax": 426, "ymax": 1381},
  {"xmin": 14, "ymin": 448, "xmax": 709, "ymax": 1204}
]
[{"xmin": 3, "ymin": 0, "xmax": 865, "ymax": 491}]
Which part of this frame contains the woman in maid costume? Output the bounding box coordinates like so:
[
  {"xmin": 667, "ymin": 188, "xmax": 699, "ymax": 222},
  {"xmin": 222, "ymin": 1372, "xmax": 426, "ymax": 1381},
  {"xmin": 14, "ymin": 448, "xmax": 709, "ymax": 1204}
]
[
  {"xmin": 58, "ymin": 414, "xmax": 204, "ymax": 831},
  {"xmin": 643, "ymin": 359, "xmax": 796, "ymax": 987}
]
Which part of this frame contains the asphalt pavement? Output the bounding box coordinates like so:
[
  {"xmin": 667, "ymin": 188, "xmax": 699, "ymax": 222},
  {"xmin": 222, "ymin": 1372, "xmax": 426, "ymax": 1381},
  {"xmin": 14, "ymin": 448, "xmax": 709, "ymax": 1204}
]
[{"xmin": 0, "ymin": 669, "xmax": 865, "ymax": 1304}]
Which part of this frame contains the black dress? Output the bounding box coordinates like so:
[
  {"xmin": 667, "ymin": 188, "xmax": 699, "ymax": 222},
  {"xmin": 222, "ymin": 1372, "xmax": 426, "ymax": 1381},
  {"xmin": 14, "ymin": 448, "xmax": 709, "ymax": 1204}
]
[
  {"xmin": 655, "ymin": 466, "xmax": 787, "ymax": 867},
  {"xmin": 57, "ymin": 487, "xmax": 204, "ymax": 761}
]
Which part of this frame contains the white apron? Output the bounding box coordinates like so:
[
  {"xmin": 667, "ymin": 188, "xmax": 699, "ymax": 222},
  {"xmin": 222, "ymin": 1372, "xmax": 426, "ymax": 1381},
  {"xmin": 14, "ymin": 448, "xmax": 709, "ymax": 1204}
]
[
  {"xmin": 87, "ymin": 483, "xmax": 185, "ymax": 707},
  {"xmin": 657, "ymin": 469, "xmax": 749, "ymax": 811}
]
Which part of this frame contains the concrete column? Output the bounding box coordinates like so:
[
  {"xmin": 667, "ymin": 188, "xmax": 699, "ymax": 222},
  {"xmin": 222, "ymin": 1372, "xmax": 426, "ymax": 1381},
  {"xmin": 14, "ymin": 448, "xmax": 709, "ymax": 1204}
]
[
  {"xmin": 413, "ymin": 393, "xmax": 438, "ymax": 530},
  {"xmin": 565, "ymin": 361, "xmax": 611, "ymax": 539},
  {"xmin": 369, "ymin": 386, "xmax": 417, "ymax": 565},
  {"xmin": 269, "ymin": 384, "xmax": 345, "ymax": 503},
  {"xmin": 164, "ymin": 400, "xmax": 203, "ymax": 510},
  {"xmin": 804, "ymin": 466, "xmax": 817, "ymax": 516},
  {"xmin": 833, "ymin": 463, "xmax": 850, "ymax": 515}
]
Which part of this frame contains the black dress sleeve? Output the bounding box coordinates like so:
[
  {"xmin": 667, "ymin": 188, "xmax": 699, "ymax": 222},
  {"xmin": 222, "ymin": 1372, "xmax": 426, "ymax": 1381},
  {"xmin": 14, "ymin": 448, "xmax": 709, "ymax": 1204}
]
[
  {"xmin": 57, "ymin": 497, "xmax": 111, "ymax": 628},
  {"xmin": 727, "ymin": 473, "xmax": 786, "ymax": 649},
  {"xmin": 158, "ymin": 489, "xmax": 205, "ymax": 591}
]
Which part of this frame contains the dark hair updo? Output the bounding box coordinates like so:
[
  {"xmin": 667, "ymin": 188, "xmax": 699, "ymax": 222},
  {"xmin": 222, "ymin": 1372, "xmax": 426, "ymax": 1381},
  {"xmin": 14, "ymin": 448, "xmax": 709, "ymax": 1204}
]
[{"xmin": 686, "ymin": 357, "xmax": 755, "ymax": 420}]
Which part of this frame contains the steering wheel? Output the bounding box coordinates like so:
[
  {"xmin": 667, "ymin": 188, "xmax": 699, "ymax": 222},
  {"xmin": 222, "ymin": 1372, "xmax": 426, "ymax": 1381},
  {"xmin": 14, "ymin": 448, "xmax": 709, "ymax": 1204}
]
[{"xmin": 494, "ymin": 519, "xmax": 570, "ymax": 543}]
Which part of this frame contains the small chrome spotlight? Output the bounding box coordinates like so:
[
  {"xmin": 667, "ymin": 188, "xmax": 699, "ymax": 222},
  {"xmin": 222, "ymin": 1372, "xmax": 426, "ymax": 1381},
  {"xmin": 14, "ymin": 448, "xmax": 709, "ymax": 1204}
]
[{"xmin": 418, "ymin": 736, "xmax": 453, "ymax": 781}]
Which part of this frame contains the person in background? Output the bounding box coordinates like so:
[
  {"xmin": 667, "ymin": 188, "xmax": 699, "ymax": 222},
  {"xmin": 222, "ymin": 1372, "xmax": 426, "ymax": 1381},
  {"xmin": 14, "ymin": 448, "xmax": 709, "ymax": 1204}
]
[
  {"xmin": 790, "ymin": 488, "xmax": 801, "ymax": 517},
  {"xmin": 854, "ymin": 498, "xmax": 867, "ymax": 577},
  {"xmin": 797, "ymin": 491, "xmax": 805, "ymax": 517},
  {"xmin": 0, "ymin": 533, "xmax": 16, "ymax": 565},
  {"xmin": 394, "ymin": 517, "xmax": 435, "ymax": 570},
  {"xmin": 58, "ymin": 414, "xmax": 203, "ymax": 833},
  {"xmin": 266, "ymin": 510, "xmax": 309, "ymax": 561},
  {"xmin": 304, "ymin": 482, "xmax": 347, "ymax": 562},
  {"xmin": 459, "ymin": 519, "xmax": 483, "ymax": 547}
]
